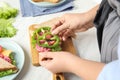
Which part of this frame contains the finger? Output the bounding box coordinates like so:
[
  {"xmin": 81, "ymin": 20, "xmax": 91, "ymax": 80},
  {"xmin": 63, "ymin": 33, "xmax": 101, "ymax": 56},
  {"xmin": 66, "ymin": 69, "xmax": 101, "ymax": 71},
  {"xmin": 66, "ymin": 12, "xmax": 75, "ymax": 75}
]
[
  {"xmin": 52, "ymin": 23, "xmax": 69, "ymax": 35},
  {"xmin": 62, "ymin": 29, "xmax": 72, "ymax": 41},
  {"xmin": 39, "ymin": 52, "xmax": 54, "ymax": 59},
  {"xmin": 51, "ymin": 21, "xmax": 62, "ymax": 31},
  {"xmin": 51, "ymin": 18, "xmax": 64, "ymax": 31},
  {"xmin": 40, "ymin": 58, "xmax": 52, "ymax": 67},
  {"xmin": 58, "ymin": 29, "xmax": 67, "ymax": 41},
  {"xmin": 78, "ymin": 27, "xmax": 88, "ymax": 32},
  {"xmin": 58, "ymin": 29, "xmax": 67, "ymax": 37},
  {"xmin": 69, "ymin": 30, "xmax": 76, "ymax": 39},
  {"xmin": 39, "ymin": 52, "xmax": 53, "ymax": 66}
]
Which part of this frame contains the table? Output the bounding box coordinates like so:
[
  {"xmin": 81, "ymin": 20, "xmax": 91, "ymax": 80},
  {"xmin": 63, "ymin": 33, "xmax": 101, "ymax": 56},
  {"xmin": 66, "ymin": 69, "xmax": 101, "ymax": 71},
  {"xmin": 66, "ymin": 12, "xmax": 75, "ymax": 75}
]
[{"xmin": 0, "ymin": 0, "xmax": 101, "ymax": 80}]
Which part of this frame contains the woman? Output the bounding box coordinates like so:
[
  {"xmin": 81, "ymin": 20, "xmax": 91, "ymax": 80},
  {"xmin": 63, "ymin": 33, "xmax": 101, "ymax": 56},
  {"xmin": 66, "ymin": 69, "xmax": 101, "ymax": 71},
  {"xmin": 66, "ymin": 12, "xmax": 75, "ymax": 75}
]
[{"xmin": 39, "ymin": 0, "xmax": 120, "ymax": 80}]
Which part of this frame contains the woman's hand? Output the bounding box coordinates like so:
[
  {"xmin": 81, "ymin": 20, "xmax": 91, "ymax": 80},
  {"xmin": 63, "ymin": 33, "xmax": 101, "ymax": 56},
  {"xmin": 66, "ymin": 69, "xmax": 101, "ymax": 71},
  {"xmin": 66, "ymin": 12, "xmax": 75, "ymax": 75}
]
[
  {"xmin": 39, "ymin": 52, "xmax": 79, "ymax": 73},
  {"xmin": 51, "ymin": 13, "xmax": 94, "ymax": 41},
  {"xmin": 39, "ymin": 51, "xmax": 105, "ymax": 80},
  {"xmin": 51, "ymin": 5, "xmax": 99, "ymax": 41}
]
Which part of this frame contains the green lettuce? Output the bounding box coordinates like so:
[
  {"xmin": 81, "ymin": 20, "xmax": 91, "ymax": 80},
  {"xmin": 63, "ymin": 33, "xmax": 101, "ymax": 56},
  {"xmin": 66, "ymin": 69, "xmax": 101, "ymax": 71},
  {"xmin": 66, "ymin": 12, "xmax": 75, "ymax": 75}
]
[
  {"xmin": 0, "ymin": 2, "xmax": 18, "ymax": 19},
  {"xmin": 0, "ymin": 18, "xmax": 17, "ymax": 38},
  {"xmin": 0, "ymin": 69, "xmax": 13, "ymax": 77}
]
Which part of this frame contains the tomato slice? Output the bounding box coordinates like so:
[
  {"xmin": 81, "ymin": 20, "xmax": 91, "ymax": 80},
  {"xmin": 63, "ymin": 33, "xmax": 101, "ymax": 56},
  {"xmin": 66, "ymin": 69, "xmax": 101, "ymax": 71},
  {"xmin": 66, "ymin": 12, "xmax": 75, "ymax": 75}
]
[{"xmin": 0, "ymin": 45, "xmax": 3, "ymax": 53}]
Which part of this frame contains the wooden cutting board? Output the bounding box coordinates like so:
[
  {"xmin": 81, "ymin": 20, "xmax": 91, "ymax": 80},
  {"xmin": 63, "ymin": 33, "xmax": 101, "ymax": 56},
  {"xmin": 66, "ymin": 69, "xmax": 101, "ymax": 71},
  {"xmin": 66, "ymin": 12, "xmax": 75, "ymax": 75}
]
[{"xmin": 29, "ymin": 18, "xmax": 76, "ymax": 80}]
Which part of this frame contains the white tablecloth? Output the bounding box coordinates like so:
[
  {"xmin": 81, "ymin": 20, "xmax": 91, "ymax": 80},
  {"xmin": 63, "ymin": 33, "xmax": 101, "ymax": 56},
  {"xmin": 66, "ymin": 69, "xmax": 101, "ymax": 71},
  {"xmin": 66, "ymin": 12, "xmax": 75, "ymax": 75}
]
[{"xmin": 0, "ymin": 0, "xmax": 101, "ymax": 80}]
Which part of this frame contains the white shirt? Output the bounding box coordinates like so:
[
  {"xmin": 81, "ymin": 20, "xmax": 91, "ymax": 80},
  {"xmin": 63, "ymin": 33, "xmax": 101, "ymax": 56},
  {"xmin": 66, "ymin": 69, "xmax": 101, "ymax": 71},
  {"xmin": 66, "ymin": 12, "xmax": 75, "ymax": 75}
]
[{"xmin": 97, "ymin": 38, "xmax": 120, "ymax": 80}]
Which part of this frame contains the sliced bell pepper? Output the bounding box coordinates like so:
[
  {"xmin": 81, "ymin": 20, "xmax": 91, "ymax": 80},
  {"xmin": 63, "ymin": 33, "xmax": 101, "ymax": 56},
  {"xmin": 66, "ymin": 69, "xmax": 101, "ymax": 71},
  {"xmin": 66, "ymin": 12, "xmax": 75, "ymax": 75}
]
[{"xmin": 32, "ymin": 27, "xmax": 62, "ymax": 51}]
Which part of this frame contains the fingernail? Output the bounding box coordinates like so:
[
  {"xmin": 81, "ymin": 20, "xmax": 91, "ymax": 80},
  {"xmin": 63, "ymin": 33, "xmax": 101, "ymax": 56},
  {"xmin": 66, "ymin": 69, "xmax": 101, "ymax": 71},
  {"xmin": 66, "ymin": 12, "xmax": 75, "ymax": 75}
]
[
  {"xmin": 52, "ymin": 31, "xmax": 55, "ymax": 34},
  {"xmin": 39, "ymin": 53, "xmax": 42, "ymax": 55},
  {"xmin": 63, "ymin": 37, "xmax": 65, "ymax": 41}
]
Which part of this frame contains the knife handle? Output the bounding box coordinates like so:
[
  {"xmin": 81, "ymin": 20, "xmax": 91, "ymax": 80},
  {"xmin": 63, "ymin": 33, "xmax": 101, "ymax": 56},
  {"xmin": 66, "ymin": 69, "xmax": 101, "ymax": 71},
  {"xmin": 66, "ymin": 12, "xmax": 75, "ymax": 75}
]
[{"xmin": 53, "ymin": 73, "xmax": 65, "ymax": 80}]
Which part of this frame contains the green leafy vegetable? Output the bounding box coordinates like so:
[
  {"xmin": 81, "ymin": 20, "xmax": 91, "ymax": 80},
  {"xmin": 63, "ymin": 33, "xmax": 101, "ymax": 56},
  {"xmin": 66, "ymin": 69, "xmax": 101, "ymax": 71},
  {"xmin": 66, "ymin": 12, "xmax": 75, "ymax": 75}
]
[
  {"xmin": 0, "ymin": 2, "xmax": 18, "ymax": 19},
  {"xmin": 9, "ymin": 52, "xmax": 16, "ymax": 65},
  {"xmin": 0, "ymin": 69, "xmax": 17, "ymax": 77},
  {"xmin": 0, "ymin": 2, "xmax": 18, "ymax": 38},
  {"xmin": 0, "ymin": 69, "xmax": 13, "ymax": 77},
  {"xmin": 32, "ymin": 27, "xmax": 62, "ymax": 51},
  {"xmin": 0, "ymin": 47, "xmax": 18, "ymax": 78},
  {"xmin": 0, "ymin": 18, "xmax": 17, "ymax": 37}
]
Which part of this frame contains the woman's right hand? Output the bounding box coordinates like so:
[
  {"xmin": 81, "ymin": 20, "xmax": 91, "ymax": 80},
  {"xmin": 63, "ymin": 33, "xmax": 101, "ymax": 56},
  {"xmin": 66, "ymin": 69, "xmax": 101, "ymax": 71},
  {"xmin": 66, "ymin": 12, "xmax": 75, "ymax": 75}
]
[
  {"xmin": 51, "ymin": 5, "xmax": 99, "ymax": 41},
  {"xmin": 51, "ymin": 13, "xmax": 94, "ymax": 41}
]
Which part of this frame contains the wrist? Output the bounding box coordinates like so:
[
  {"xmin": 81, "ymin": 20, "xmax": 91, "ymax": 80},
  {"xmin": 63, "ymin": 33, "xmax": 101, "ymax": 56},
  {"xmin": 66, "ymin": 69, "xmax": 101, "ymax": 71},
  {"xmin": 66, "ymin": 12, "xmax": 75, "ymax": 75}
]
[
  {"xmin": 65, "ymin": 55, "xmax": 81, "ymax": 73},
  {"xmin": 89, "ymin": 5, "xmax": 99, "ymax": 18},
  {"xmin": 67, "ymin": 57, "xmax": 105, "ymax": 80},
  {"xmin": 84, "ymin": 5, "xmax": 99, "ymax": 23}
]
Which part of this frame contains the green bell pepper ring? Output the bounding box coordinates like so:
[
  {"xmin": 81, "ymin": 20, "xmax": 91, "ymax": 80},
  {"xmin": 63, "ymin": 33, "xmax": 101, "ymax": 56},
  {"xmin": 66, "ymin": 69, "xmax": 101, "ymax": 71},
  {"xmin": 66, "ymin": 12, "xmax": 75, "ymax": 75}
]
[
  {"xmin": 32, "ymin": 27, "xmax": 50, "ymax": 46},
  {"xmin": 37, "ymin": 32, "xmax": 60, "ymax": 48},
  {"xmin": 32, "ymin": 27, "xmax": 61, "ymax": 49}
]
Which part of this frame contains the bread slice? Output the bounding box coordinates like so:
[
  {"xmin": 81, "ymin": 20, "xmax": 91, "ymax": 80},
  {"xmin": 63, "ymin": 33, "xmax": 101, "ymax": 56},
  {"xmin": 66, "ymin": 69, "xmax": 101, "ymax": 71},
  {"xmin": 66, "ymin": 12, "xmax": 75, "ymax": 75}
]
[
  {"xmin": 33, "ymin": 0, "xmax": 59, "ymax": 3},
  {"xmin": 0, "ymin": 58, "xmax": 18, "ymax": 72}
]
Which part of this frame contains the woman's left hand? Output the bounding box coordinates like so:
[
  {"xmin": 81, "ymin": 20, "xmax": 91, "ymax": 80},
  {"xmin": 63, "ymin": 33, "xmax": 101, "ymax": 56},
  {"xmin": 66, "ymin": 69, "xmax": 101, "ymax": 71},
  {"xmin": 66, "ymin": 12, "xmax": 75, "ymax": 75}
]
[{"xmin": 39, "ymin": 51, "xmax": 79, "ymax": 73}]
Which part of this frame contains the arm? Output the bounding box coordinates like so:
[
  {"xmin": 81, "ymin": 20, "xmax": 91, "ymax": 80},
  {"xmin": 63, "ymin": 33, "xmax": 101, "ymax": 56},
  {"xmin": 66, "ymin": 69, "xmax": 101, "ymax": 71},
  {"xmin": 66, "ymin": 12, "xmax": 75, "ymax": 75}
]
[
  {"xmin": 85, "ymin": 4, "xmax": 100, "ymax": 25},
  {"xmin": 39, "ymin": 52, "xmax": 105, "ymax": 80},
  {"xmin": 69, "ymin": 5, "xmax": 103, "ymax": 80},
  {"xmin": 73, "ymin": 4, "xmax": 100, "ymax": 32},
  {"xmin": 69, "ymin": 57, "xmax": 105, "ymax": 80}
]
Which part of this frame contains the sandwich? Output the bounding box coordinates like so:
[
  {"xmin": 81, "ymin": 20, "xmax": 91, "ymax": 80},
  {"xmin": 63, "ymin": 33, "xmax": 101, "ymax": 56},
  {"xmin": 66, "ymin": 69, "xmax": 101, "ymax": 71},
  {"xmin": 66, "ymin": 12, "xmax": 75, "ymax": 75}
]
[
  {"xmin": 29, "ymin": 23, "xmax": 76, "ymax": 66},
  {"xmin": 32, "ymin": 0, "xmax": 60, "ymax": 3},
  {"xmin": 30, "ymin": 26, "xmax": 62, "ymax": 66},
  {"xmin": 32, "ymin": 26, "xmax": 62, "ymax": 53},
  {"xmin": 0, "ymin": 45, "xmax": 18, "ymax": 77}
]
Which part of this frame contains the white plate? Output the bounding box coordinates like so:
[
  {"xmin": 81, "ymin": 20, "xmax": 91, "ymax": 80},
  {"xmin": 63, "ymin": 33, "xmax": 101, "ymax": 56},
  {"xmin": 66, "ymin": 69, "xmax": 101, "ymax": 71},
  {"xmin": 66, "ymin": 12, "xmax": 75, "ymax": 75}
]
[
  {"xmin": 0, "ymin": 38, "xmax": 25, "ymax": 80},
  {"xmin": 28, "ymin": 0, "xmax": 66, "ymax": 7}
]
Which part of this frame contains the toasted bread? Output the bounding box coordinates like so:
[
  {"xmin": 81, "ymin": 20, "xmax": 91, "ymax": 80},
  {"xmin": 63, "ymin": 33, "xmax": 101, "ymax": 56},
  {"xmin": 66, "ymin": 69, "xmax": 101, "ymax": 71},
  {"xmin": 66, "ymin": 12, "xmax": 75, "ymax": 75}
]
[
  {"xmin": 33, "ymin": 0, "xmax": 60, "ymax": 3},
  {"xmin": 0, "ymin": 58, "xmax": 18, "ymax": 72}
]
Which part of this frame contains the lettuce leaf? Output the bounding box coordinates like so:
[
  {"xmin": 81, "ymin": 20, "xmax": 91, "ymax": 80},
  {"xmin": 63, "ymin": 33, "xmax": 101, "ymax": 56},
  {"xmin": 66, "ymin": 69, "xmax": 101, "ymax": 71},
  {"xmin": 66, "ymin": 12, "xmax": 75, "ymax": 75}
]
[
  {"xmin": 0, "ymin": 2, "xmax": 18, "ymax": 19},
  {"xmin": 0, "ymin": 18, "xmax": 17, "ymax": 37},
  {"xmin": 9, "ymin": 52, "xmax": 16, "ymax": 65},
  {"xmin": 0, "ymin": 69, "xmax": 13, "ymax": 77}
]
